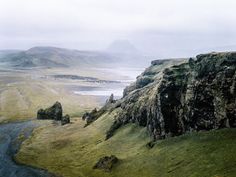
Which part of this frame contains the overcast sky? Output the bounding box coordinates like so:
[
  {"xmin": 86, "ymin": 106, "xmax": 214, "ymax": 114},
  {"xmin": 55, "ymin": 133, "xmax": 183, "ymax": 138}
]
[{"xmin": 0, "ymin": 0, "xmax": 236, "ymax": 57}]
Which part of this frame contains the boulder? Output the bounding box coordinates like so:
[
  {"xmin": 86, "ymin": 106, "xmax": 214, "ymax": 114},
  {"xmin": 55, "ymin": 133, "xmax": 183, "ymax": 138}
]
[
  {"xmin": 82, "ymin": 108, "xmax": 97, "ymax": 124},
  {"xmin": 82, "ymin": 94, "xmax": 119, "ymax": 127},
  {"xmin": 106, "ymin": 93, "xmax": 116, "ymax": 104},
  {"xmin": 61, "ymin": 114, "xmax": 70, "ymax": 125},
  {"xmin": 93, "ymin": 155, "xmax": 119, "ymax": 172},
  {"xmin": 37, "ymin": 109, "xmax": 46, "ymax": 120},
  {"xmin": 37, "ymin": 101, "xmax": 63, "ymax": 121}
]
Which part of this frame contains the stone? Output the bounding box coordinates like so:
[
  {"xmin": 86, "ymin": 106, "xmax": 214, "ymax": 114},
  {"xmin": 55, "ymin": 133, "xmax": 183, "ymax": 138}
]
[
  {"xmin": 82, "ymin": 108, "xmax": 97, "ymax": 125},
  {"xmin": 106, "ymin": 93, "xmax": 116, "ymax": 104},
  {"xmin": 37, "ymin": 101, "xmax": 62, "ymax": 120},
  {"xmin": 61, "ymin": 114, "xmax": 70, "ymax": 125},
  {"xmin": 93, "ymin": 155, "xmax": 119, "ymax": 172},
  {"xmin": 37, "ymin": 109, "xmax": 46, "ymax": 120},
  {"xmin": 151, "ymin": 59, "xmax": 172, "ymax": 66},
  {"xmin": 105, "ymin": 119, "xmax": 122, "ymax": 140}
]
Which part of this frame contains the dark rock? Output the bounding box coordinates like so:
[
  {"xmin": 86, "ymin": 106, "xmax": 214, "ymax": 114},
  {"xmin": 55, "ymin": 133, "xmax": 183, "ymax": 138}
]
[
  {"xmin": 151, "ymin": 59, "xmax": 172, "ymax": 66},
  {"xmin": 106, "ymin": 93, "xmax": 116, "ymax": 104},
  {"xmin": 82, "ymin": 94, "xmax": 117, "ymax": 127},
  {"xmin": 61, "ymin": 114, "xmax": 70, "ymax": 125},
  {"xmin": 93, "ymin": 155, "xmax": 119, "ymax": 172},
  {"xmin": 146, "ymin": 141, "xmax": 155, "ymax": 149},
  {"xmin": 82, "ymin": 108, "xmax": 98, "ymax": 126},
  {"xmin": 106, "ymin": 119, "xmax": 122, "ymax": 140},
  {"xmin": 82, "ymin": 108, "xmax": 107, "ymax": 127},
  {"xmin": 104, "ymin": 52, "xmax": 236, "ymax": 140},
  {"xmin": 37, "ymin": 101, "xmax": 62, "ymax": 120},
  {"xmin": 37, "ymin": 109, "xmax": 46, "ymax": 120}
]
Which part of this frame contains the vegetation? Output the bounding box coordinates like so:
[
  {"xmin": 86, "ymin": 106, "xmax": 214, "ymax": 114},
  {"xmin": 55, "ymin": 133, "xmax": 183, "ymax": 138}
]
[
  {"xmin": 16, "ymin": 111, "xmax": 236, "ymax": 177},
  {"xmin": 0, "ymin": 76, "xmax": 98, "ymax": 124}
]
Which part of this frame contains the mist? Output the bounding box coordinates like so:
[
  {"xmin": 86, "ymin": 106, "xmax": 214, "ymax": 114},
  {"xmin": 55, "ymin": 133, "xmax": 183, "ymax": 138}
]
[{"xmin": 1, "ymin": 0, "xmax": 236, "ymax": 58}]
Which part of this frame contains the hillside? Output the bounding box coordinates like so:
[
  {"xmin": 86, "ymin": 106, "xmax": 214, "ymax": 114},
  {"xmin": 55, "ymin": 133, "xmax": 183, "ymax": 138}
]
[
  {"xmin": 16, "ymin": 52, "xmax": 236, "ymax": 177},
  {"xmin": 93, "ymin": 52, "xmax": 236, "ymax": 140},
  {"xmin": 0, "ymin": 47, "xmax": 118, "ymax": 68},
  {"xmin": 16, "ymin": 114, "xmax": 236, "ymax": 177}
]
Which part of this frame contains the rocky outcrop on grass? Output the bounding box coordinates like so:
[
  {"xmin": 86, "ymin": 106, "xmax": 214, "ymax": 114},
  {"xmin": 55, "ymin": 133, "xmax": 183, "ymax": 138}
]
[
  {"xmin": 61, "ymin": 114, "xmax": 70, "ymax": 125},
  {"xmin": 37, "ymin": 102, "xmax": 62, "ymax": 120},
  {"xmin": 104, "ymin": 52, "xmax": 236, "ymax": 140},
  {"xmin": 93, "ymin": 155, "xmax": 119, "ymax": 172},
  {"xmin": 82, "ymin": 94, "xmax": 117, "ymax": 127},
  {"xmin": 37, "ymin": 101, "xmax": 70, "ymax": 125}
]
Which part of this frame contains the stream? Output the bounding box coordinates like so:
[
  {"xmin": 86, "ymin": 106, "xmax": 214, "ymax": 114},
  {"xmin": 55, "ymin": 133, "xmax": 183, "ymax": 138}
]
[{"xmin": 0, "ymin": 121, "xmax": 57, "ymax": 177}]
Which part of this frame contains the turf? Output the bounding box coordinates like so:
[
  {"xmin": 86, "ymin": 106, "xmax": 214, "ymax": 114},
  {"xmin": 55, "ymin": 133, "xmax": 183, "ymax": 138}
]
[
  {"xmin": 0, "ymin": 80, "xmax": 98, "ymax": 123},
  {"xmin": 16, "ymin": 111, "xmax": 236, "ymax": 177}
]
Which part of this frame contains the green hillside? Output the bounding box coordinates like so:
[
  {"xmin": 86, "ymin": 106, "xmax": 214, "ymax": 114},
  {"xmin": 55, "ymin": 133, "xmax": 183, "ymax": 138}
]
[{"xmin": 16, "ymin": 111, "xmax": 236, "ymax": 177}]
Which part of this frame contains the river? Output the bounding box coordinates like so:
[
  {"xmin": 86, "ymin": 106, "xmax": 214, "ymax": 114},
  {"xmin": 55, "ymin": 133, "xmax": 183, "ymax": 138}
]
[{"xmin": 0, "ymin": 121, "xmax": 58, "ymax": 177}]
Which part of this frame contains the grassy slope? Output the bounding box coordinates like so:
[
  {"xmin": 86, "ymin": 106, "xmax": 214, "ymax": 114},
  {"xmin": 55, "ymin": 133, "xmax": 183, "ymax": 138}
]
[
  {"xmin": 0, "ymin": 80, "xmax": 97, "ymax": 123},
  {"xmin": 0, "ymin": 66, "xmax": 128, "ymax": 123},
  {"xmin": 16, "ymin": 110, "xmax": 236, "ymax": 177}
]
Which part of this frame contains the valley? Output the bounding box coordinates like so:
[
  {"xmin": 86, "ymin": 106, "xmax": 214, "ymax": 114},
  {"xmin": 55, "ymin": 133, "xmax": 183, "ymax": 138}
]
[
  {"xmin": 0, "ymin": 49, "xmax": 235, "ymax": 177},
  {"xmin": 1, "ymin": 0, "xmax": 236, "ymax": 176},
  {"xmin": 0, "ymin": 64, "xmax": 142, "ymax": 123}
]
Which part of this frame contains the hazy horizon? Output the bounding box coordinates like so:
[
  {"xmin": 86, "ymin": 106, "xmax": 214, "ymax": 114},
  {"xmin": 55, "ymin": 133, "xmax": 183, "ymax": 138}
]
[{"xmin": 1, "ymin": 0, "xmax": 236, "ymax": 58}]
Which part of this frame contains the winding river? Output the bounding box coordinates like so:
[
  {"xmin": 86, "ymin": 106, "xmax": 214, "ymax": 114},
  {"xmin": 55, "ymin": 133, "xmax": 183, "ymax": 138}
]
[{"xmin": 0, "ymin": 121, "xmax": 57, "ymax": 177}]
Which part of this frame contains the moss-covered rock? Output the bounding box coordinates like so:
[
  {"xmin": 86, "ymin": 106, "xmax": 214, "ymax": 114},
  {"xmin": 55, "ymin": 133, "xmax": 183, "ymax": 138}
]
[
  {"xmin": 61, "ymin": 114, "xmax": 70, "ymax": 125},
  {"xmin": 37, "ymin": 101, "xmax": 70, "ymax": 125},
  {"xmin": 37, "ymin": 101, "xmax": 62, "ymax": 120},
  {"xmin": 93, "ymin": 155, "xmax": 119, "ymax": 172},
  {"xmin": 105, "ymin": 52, "xmax": 236, "ymax": 140}
]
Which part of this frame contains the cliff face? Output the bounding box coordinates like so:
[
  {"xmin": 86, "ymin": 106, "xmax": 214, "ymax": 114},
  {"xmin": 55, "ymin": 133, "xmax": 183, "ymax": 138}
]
[{"xmin": 105, "ymin": 52, "xmax": 236, "ymax": 140}]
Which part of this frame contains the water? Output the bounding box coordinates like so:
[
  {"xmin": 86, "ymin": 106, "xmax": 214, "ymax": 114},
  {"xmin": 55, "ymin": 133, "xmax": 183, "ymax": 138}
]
[
  {"xmin": 73, "ymin": 67, "xmax": 144, "ymax": 97},
  {"xmin": 0, "ymin": 121, "xmax": 57, "ymax": 177}
]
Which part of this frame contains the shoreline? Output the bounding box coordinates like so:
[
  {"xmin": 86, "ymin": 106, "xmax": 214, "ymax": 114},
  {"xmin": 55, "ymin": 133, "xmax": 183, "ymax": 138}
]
[{"xmin": 0, "ymin": 120, "xmax": 62, "ymax": 177}]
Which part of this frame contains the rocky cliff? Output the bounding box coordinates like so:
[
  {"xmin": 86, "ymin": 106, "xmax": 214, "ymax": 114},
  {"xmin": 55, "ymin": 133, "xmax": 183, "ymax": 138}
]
[{"xmin": 97, "ymin": 52, "xmax": 236, "ymax": 140}]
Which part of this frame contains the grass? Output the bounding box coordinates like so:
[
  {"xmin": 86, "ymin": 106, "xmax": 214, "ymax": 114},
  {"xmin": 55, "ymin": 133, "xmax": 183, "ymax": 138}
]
[
  {"xmin": 2, "ymin": 66, "xmax": 235, "ymax": 177},
  {"xmin": 16, "ymin": 110, "xmax": 236, "ymax": 177},
  {"xmin": 0, "ymin": 79, "xmax": 98, "ymax": 123},
  {"xmin": 0, "ymin": 65, "xmax": 123, "ymax": 123}
]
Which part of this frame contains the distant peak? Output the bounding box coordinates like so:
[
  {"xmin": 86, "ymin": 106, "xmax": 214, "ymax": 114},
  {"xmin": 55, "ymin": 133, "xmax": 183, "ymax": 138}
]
[{"xmin": 106, "ymin": 40, "xmax": 140, "ymax": 54}]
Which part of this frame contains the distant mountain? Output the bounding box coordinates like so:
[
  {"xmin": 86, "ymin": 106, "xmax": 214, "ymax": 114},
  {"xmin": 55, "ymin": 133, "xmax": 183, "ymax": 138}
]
[
  {"xmin": 106, "ymin": 40, "xmax": 151, "ymax": 67},
  {"xmin": 0, "ymin": 50, "xmax": 22, "ymax": 59},
  {"xmin": 0, "ymin": 46, "xmax": 117, "ymax": 68},
  {"xmin": 106, "ymin": 40, "xmax": 140, "ymax": 55}
]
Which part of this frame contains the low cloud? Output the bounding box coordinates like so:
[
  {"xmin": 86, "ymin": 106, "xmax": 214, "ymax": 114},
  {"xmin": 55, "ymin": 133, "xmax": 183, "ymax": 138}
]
[{"xmin": 0, "ymin": 0, "xmax": 236, "ymax": 56}]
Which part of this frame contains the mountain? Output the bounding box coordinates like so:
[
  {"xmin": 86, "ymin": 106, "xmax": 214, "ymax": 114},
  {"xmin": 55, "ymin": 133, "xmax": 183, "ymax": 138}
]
[
  {"xmin": 16, "ymin": 51, "xmax": 236, "ymax": 177},
  {"xmin": 0, "ymin": 50, "xmax": 22, "ymax": 61},
  {"xmin": 106, "ymin": 40, "xmax": 151, "ymax": 67},
  {"xmin": 84, "ymin": 52, "xmax": 236, "ymax": 140},
  {"xmin": 0, "ymin": 46, "xmax": 117, "ymax": 68},
  {"xmin": 106, "ymin": 40, "xmax": 140, "ymax": 55}
]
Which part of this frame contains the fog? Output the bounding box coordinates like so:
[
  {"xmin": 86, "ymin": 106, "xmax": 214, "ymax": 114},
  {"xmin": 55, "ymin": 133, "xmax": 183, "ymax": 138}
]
[{"xmin": 0, "ymin": 0, "xmax": 236, "ymax": 57}]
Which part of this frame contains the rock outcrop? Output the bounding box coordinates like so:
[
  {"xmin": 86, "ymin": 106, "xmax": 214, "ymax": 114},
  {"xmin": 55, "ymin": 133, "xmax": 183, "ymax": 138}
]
[
  {"xmin": 104, "ymin": 52, "xmax": 236, "ymax": 140},
  {"xmin": 37, "ymin": 102, "xmax": 70, "ymax": 125},
  {"xmin": 82, "ymin": 108, "xmax": 100, "ymax": 126},
  {"xmin": 93, "ymin": 155, "xmax": 119, "ymax": 172},
  {"xmin": 37, "ymin": 102, "xmax": 62, "ymax": 120},
  {"xmin": 61, "ymin": 114, "xmax": 70, "ymax": 125},
  {"xmin": 82, "ymin": 94, "xmax": 117, "ymax": 127}
]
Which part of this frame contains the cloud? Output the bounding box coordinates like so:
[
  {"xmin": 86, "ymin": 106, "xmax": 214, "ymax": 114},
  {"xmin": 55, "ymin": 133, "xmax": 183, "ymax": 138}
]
[{"xmin": 0, "ymin": 0, "xmax": 236, "ymax": 56}]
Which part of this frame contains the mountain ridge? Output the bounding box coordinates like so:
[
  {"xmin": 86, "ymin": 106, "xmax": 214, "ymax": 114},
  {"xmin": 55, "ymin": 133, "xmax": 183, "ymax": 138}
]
[{"xmin": 0, "ymin": 46, "xmax": 117, "ymax": 68}]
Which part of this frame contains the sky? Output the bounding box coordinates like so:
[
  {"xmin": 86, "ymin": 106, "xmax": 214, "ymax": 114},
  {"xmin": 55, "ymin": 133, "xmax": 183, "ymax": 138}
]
[{"xmin": 0, "ymin": 0, "xmax": 236, "ymax": 57}]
